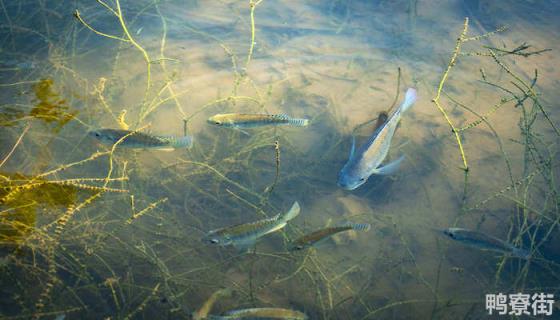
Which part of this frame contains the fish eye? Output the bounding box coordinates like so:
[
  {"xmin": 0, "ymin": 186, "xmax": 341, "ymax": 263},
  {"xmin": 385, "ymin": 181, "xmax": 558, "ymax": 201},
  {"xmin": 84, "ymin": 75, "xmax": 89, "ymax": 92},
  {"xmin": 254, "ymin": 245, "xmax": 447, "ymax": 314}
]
[
  {"xmin": 214, "ymin": 121, "xmax": 220, "ymax": 125},
  {"xmin": 210, "ymin": 239, "xmax": 219, "ymax": 244},
  {"xmin": 95, "ymin": 132, "xmax": 101, "ymax": 137},
  {"xmin": 290, "ymin": 244, "xmax": 303, "ymax": 251}
]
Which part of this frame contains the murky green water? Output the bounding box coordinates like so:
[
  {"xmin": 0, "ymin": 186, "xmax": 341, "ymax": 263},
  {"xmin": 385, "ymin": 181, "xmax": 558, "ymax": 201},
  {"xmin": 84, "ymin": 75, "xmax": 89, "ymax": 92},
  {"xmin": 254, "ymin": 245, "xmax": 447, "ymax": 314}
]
[{"xmin": 1, "ymin": 0, "xmax": 559, "ymax": 319}]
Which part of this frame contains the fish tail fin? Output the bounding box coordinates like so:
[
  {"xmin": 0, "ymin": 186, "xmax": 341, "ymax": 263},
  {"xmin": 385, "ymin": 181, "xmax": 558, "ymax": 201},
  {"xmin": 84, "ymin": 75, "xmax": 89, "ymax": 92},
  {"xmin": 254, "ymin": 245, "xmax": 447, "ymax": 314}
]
[
  {"xmin": 170, "ymin": 135, "xmax": 194, "ymax": 149},
  {"xmin": 399, "ymin": 88, "xmax": 417, "ymax": 114},
  {"xmin": 289, "ymin": 118, "xmax": 310, "ymax": 127},
  {"xmin": 344, "ymin": 222, "xmax": 371, "ymax": 232},
  {"xmin": 512, "ymin": 247, "xmax": 531, "ymax": 259},
  {"xmin": 280, "ymin": 201, "xmax": 301, "ymax": 222}
]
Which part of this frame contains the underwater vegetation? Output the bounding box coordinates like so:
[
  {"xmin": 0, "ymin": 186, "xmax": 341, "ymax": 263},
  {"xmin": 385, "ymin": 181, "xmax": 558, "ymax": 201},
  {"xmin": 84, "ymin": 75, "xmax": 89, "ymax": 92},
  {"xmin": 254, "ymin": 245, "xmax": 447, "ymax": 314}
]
[
  {"xmin": 30, "ymin": 79, "xmax": 77, "ymax": 131},
  {"xmin": 0, "ymin": 0, "xmax": 559, "ymax": 319},
  {"xmin": 0, "ymin": 171, "xmax": 79, "ymax": 245},
  {"xmin": 0, "ymin": 78, "xmax": 76, "ymax": 130}
]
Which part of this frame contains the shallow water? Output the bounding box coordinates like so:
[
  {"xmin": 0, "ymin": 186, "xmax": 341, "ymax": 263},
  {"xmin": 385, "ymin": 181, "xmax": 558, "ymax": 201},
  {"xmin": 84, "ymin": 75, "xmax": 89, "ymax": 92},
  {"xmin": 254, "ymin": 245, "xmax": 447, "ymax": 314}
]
[{"xmin": 1, "ymin": 0, "xmax": 559, "ymax": 319}]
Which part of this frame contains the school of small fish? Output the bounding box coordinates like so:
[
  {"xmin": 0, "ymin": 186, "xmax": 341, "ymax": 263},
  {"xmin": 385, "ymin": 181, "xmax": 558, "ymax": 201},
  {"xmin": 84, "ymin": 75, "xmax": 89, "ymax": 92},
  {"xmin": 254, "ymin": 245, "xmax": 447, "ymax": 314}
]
[{"xmin": 83, "ymin": 87, "xmax": 532, "ymax": 319}]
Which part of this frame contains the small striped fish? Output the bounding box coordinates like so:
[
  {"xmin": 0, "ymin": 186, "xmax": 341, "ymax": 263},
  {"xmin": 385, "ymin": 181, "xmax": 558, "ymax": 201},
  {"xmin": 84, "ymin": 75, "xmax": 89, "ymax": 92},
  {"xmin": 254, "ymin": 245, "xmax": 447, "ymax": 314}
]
[
  {"xmin": 89, "ymin": 128, "xmax": 193, "ymax": 151},
  {"xmin": 338, "ymin": 88, "xmax": 417, "ymax": 190},
  {"xmin": 208, "ymin": 307, "xmax": 308, "ymax": 320},
  {"xmin": 203, "ymin": 202, "xmax": 300, "ymax": 251},
  {"xmin": 207, "ymin": 113, "xmax": 309, "ymax": 129},
  {"xmin": 443, "ymin": 228, "xmax": 530, "ymax": 259},
  {"xmin": 289, "ymin": 223, "xmax": 370, "ymax": 251},
  {"xmin": 192, "ymin": 288, "xmax": 233, "ymax": 320}
]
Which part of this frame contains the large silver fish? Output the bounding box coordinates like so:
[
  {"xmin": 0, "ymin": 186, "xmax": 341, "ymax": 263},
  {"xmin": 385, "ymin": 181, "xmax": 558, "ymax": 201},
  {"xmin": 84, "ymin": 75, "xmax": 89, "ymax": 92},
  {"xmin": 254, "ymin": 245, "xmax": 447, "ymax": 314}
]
[
  {"xmin": 443, "ymin": 227, "xmax": 530, "ymax": 259},
  {"xmin": 207, "ymin": 113, "xmax": 309, "ymax": 129},
  {"xmin": 337, "ymin": 88, "xmax": 417, "ymax": 190},
  {"xmin": 89, "ymin": 128, "xmax": 193, "ymax": 151},
  {"xmin": 202, "ymin": 202, "xmax": 300, "ymax": 251}
]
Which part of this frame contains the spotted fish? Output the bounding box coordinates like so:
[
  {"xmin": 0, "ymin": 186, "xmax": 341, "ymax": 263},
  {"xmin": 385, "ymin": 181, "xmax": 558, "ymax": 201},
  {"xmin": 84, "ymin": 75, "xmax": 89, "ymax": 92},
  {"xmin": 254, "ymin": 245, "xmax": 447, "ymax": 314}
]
[
  {"xmin": 207, "ymin": 113, "xmax": 309, "ymax": 129},
  {"xmin": 289, "ymin": 223, "xmax": 370, "ymax": 251},
  {"xmin": 337, "ymin": 88, "xmax": 417, "ymax": 190},
  {"xmin": 202, "ymin": 202, "xmax": 300, "ymax": 251},
  {"xmin": 208, "ymin": 307, "xmax": 308, "ymax": 320},
  {"xmin": 443, "ymin": 227, "xmax": 530, "ymax": 259},
  {"xmin": 89, "ymin": 128, "xmax": 193, "ymax": 151}
]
